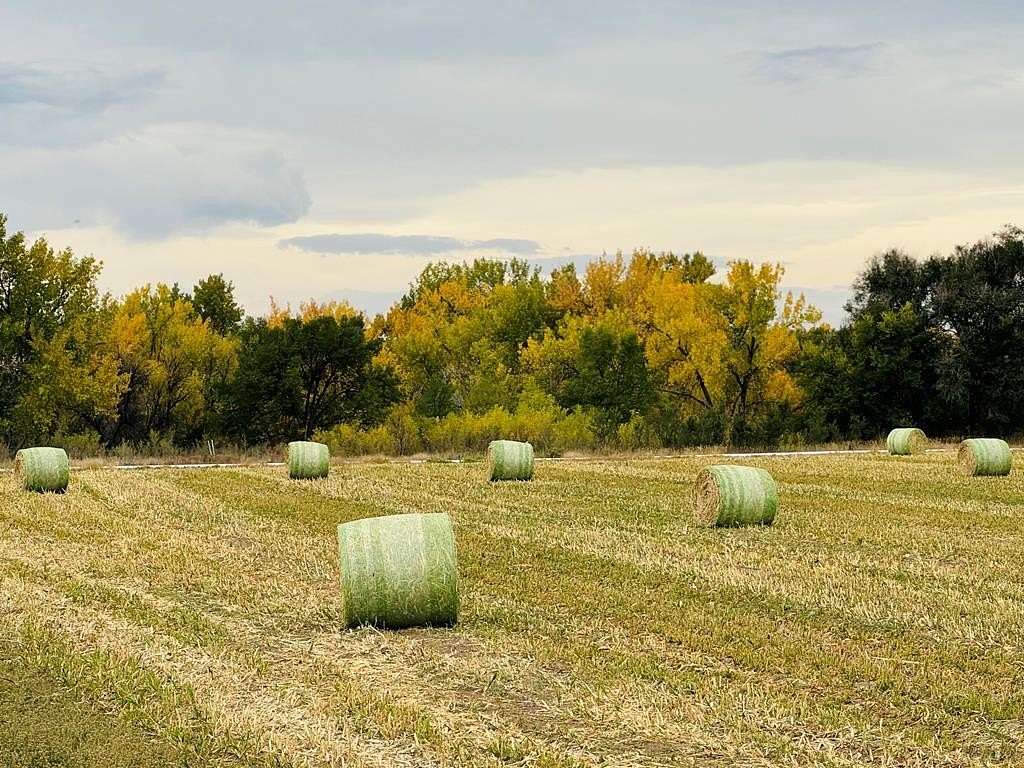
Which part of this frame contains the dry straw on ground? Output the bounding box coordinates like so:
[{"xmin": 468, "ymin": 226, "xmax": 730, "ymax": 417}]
[
  {"xmin": 887, "ymin": 427, "xmax": 928, "ymax": 455},
  {"xmin": 2, "ymin": 454, "xmax": 1023, "ymax": 766},
  {"xmin": 13, "ymin": 447, "xmax": 69, "ymax": 492},
  {"xmin": 487, "ymin": 439, "xmax": 534, "ymax": 481},
  {"xmin": 693, "ymin": 464, "xmax": 778, "ymax": 526},
  {"xmin": 287, "ymin": 440, "xmax": 330, "ymax": 479},
  {"xmin": 958, "ymin": 438, "xmax": 1012, "ymax": 476}
]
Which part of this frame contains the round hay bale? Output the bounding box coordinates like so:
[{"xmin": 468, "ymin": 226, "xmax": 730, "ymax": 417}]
[
  {"xmin": 14, "ymin": 447, "xmax": 69, "ymax": 493},
  {"xmin": 886, "ymin": 427, "xmax": 928, "ymax": 455},
  {"xmin": 958, "ymin": 438, "xmax": 1011, "ymax": 477},
  {"xmin": 287, "ymin": 440, "xmax": 329, "ymax": 479},
  {"xmin": 693, "ymin": 464, "xmax": 778, "ymax": 527},
  {"xmin": 487, "ymin": 440, "xmax": 534, "ymax": 481},
  {"xmin": 337, "ymin": 512, "xmax": 458, "ymax": 629}
]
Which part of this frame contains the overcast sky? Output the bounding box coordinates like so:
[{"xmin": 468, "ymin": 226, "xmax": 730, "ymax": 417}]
[{"xmin": 3, "ymin": 1, "xmax": 1022, "ymax": 323}]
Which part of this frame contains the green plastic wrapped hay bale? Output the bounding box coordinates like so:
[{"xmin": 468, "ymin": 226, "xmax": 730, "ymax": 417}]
[
  {"xmin": 14, "ymin": 447, "xmax": 69, "ymax": 493},
  {"xmin": 337, "ymin": 512, "xmax": 458, "ymax": 629},
  {"xmin": 693, "ymin": 464, "xmax": 778, "ymax": 527},
  {"xmin": 887, "ymin": 427, "xmax": 928, "ymax": 455},
  {"xmin": 487, "ymin": 440, "xmax": 534, "ymax": 481},
  {"xmin": 958, "ymin": 438, "xmax": 1012, "ymax": 477},
  {"xmin": 287, "ymin": 440, "xmax": 329, "ymax": 479}
]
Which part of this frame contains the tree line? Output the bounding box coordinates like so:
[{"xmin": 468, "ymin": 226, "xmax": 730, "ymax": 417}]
[{"xmin": 2, "ymin": 211, "xmax": 1022, "ymax": 456}]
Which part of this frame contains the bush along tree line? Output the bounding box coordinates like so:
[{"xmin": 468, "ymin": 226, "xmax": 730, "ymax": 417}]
[{"xmin": 3, "ymin": 211, "xmax": 1023, "ymax": 457}]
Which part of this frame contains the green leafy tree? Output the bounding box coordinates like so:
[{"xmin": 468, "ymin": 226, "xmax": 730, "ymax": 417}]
[
  {"xmin": 224, "ymin": 314, "xmax": 398, "ymax": 442},
  {"xmin": 191, "ymin": 273, "xmax": 244, "ymax": 335},
  {"xmin": 220, "ymin": 318, "xmax": 300, "ymax": 441},
  {"xmin": 824, "ymin": 225, "xmax": 1024, "ymax": 437},
  {"xmin": 0, "ymin": 214, "xmax": 106, "ymax": 444},
  {"xmin": 797, "ymin": 304, "xmax": 944, "ymax": 439},
  {"xmin": 847, "ymin": 248, "xmax": 934, "ymax": 316},
  {"xmin": 8, "ymin": 308, "xmax": 127, "ymax": 445},
  {"xmin": 524, "ymin": 313, "xmax": 652, "ymax": 434},
  {"xmin": 927, "ymin": 225, "xmax": 1024, "ymax": 434}
]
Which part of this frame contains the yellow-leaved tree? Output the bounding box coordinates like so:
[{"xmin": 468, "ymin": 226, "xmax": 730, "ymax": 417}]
[
  {"xmin": 108, "ymin": 284, "xmax": 238, "ymax": 444},
  {"xmin": 9, "ymin": 311, "xmax": 127, "ymax": 445},
  {"xmin": 634, "ymin": 260, "xmax": 819, "ymax": 442},
  {"xmin": 381, "ymin": 259, "xmax": 547, "ymax": 416},
  {"xmin": 637, "ymin": 268, "xmax": 727, "ymax": 410},
  {"xmin": 266, "ymin": 297, "xmax": 362, "ymax": 327},
  {"xmin": 715, "ymin": 262, "xmax": 820, "ymax": 441}
]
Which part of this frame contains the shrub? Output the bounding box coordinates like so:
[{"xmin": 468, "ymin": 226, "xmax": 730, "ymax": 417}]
[
  {"xmin": 552, "ymin": 409, "xmax": 599, "ymax": 453},
  {"xmin": 113, "ymin": 430, "xmax": 178, "ymax": 462},
  {"xmin": 385, "ymin": 403, "xmax": 422, "ymax": 455},
  {"xmin": 360, "ymin": 425, "xmax": 397, "ymax": 456},
  {"xmin": 317, "ymin": 422, "xmax": 398, "ymax": 456},
  {"xmin": 616, "ymin": 412, "xmax": 661, "ymax": 451},
  {"xmin": 52, "ymin": 430, "xmax": 105, "ymax": 460},
  {"xmin": 319, "ymin": 392, "xmax": 607, "ymax": 457},
  {"xmin": 423, "ymin": 411, "xmax": 483, "ymax": 453},
  {"xmin": 316, "ymin": 423, "xmax": 362, "ymax": 456}
]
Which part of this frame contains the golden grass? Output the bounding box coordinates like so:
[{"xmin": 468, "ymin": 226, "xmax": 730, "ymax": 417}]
[{"xmin": 1, "ymin": 452, "xmax": 1023, "ymax": 766}]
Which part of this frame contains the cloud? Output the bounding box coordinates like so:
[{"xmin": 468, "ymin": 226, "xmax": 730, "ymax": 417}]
[
  {"xmin": 4, "ymin": 5, "xmax": 1024, "ymax": 216},
  {"xmin": 279, "ymin": 233, "xmax": 540, "ymax": 256},
  {"xmin": 4, "ymin": 123, "xmax": 311, "ymax": 238},
  {"xmin": 0, "ymin": 61, "xmax": 167, "ymax": 148},
  {"xmin": 3, "ymin": 1, "xmax": 654, "ymax": 62},
  {"xmin": 753, "ymin": 43, "xmax": 888, "ymax": 84},
  {"xmin": 4, "ymin": 0, "xmax": 1024, "ymax": 287},
  {"xmin": 0, "ymin": 62, "xmax": 164, "ymax": 111}
]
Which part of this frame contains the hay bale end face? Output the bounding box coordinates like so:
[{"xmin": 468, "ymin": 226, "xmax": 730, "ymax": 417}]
[
  {"xmin": 693, "ymin": 464, "xmax": 778, "ymax": 527},
  {"xmin": 887, "ymin": 427, "xmax": 928, "ymax": 455},
  {"xmin": 958, "ymin": 438, "xmax": 1012, "ymax": 477},
  {"xmin": 337, "ymin": 512, "xmax": 458, "ymax": 629},
  {"xmin": 14, "ymin": 447, "xmax": 70, "ymax": 492},
  {"xmin": 287, "ymin": 440, "xmax": 330, "ymax": 479},
  {"xmin": 487, "ymin": 440, "xmax": 534, "ymax": 481}
]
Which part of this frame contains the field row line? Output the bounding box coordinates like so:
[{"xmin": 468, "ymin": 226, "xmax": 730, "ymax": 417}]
[{"xmin": 0, "ymin": 446, "xmax": 965, "ymax": 473}]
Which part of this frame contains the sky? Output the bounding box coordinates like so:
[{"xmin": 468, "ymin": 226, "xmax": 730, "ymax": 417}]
[{"xmin": 2, "ymin": 1, "xmax": 1023, "ymax": 324}]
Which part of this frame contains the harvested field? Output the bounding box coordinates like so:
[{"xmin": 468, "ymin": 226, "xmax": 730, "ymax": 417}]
[{"xmin": 1, "ymin": 452, "xmax": 1023, "ymax": 766}]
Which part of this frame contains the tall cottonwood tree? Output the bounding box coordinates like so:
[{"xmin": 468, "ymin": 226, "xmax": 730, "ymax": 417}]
[
  {"xmin": 0, "ymin": 214, "xmax": 117, "ymax": 445},
  {"xmin": 108, "ymin": 284, "xmax": 238, "ymax": 445}
]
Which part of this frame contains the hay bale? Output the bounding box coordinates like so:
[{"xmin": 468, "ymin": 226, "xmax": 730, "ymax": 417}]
[
  {"xmin": 14, "ymin": 447, "xmax": 69, "ymax": 492},
  {"xmin": 693, "ymin": 464, "xmax": 777, "ymax": 527},
  {"xmin": 287, "ymin": 440, "xmax": 329, "ymax": 479},
  {"xmin": 337, "ymin": 512, "xmax": 458, "ymax": 629},
  {"xmin": 887, "ymin": 427, "xmax": 928, "ymax": 455},
  {"xmin": 487, "ymin": 440, "xmax": 534, "ymax": 481},
  {"xmin": 958, "ymin": 438, "xmax": 1012, "ymax": 477}
]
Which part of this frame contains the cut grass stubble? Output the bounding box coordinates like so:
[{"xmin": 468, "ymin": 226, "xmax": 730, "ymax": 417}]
[{"xmin": 0, "ymin": 452, "xmax": 1022, "ymax": 767}]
